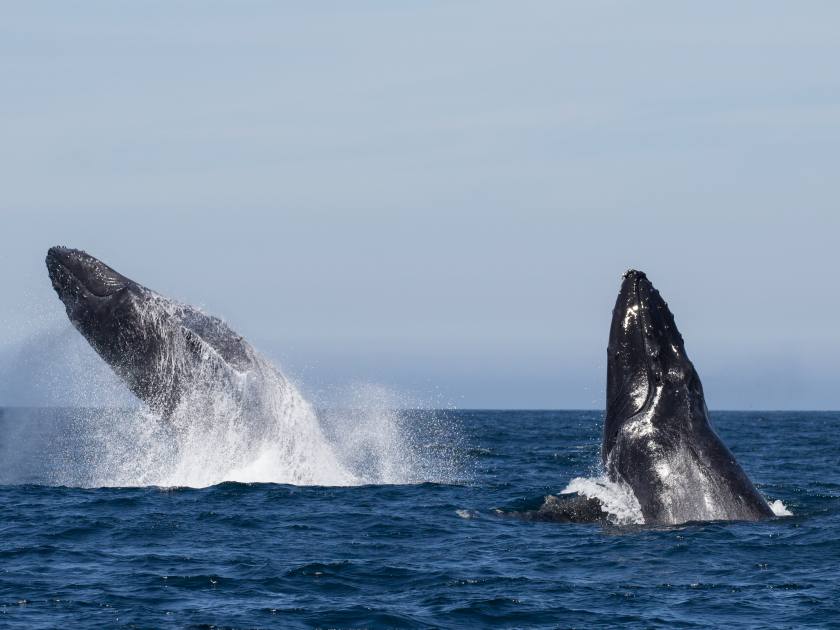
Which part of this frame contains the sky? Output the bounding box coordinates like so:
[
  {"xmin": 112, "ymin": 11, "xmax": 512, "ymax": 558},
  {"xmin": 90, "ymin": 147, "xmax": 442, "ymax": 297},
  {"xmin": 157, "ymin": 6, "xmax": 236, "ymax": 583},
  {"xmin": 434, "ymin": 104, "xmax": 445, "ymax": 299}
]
[{"xmin": 1, "ymin": 2, "xmax": 839, "ymax": 409}]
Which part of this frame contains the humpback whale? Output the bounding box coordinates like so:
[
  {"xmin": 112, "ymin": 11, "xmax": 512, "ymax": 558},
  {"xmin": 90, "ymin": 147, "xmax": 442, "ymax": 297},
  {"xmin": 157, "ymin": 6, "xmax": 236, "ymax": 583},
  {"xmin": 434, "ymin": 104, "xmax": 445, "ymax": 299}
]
[
  {"xmin": 603, "ymin": 270, "xmax": 773, "ymax": 524},
  {"xmin": 45, "ymin": 246, "xmax": 354, "ymax": 486},
  {"xmin": 46, "ymin": 246, "xmax": 286, "ymax": 419},
  {"xmin": 512, "ymin": 270, "xmax": 774, "ymax": 525}
]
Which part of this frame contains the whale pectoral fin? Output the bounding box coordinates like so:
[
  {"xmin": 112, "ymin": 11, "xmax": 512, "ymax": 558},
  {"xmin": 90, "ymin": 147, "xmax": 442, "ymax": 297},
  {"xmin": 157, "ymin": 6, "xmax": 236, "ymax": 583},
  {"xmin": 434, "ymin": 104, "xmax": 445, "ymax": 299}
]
[{"xmin": 501, "ymin": 494, "xmax": 608, "ymax": 523}]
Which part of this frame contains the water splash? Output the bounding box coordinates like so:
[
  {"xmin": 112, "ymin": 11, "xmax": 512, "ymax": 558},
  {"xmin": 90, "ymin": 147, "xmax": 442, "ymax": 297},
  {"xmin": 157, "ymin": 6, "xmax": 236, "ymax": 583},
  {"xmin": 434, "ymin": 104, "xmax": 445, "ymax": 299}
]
[
  {"xmin": 0, "ymin": 327, "xmax": 132, "ymax": 408},
  {"xmin": 2, "ymin": 315, "xmax": 463, "ymax": 488},
  {"xmin": 562, "ymin": 475, "xmax": 644, "ymax": 525},
  {"xmin": 768, "ymin": 499, "xmax": 793, "ymax": 517},
  {"xmin": 48, "ymin": 289, "xmax": 357, "ymax": 487},
  {"xmin": 318, "ymin": 383, "xmax": 465, "ymax": 485},
  {"xmin": 57, "ymin": 378, "xmax": 464, "ymax": 489},
  {"xmin": 62, "ymin": 381, "xmax": 463, "ymax": 488},
  {"xmin": 56, "ymin": 403, "xmax": 352, "ymax": 488}
]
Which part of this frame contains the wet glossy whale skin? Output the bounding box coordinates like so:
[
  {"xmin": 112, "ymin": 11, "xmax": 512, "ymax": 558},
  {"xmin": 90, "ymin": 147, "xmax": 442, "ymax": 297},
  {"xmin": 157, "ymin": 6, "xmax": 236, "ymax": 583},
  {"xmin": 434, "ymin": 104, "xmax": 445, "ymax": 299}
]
[{"xmin": 604, "ymin": 270, "xmax": 773, "ymax": 524}]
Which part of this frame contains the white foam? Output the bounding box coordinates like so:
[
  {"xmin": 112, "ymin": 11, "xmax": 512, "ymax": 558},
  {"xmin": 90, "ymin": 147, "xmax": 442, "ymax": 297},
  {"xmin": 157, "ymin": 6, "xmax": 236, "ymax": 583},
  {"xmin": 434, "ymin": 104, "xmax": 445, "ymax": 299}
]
[
  {"xmin": 562, "ymin": 475, "xmax": 645, "ymax": 525},
  {"xmin": 317, "ymin": 383, "xmax": 464, "ymax": 485},
  {"xmin": 66, "ymin": 376, "xmax": 461, "ymax": 488},
  {"xmin": 768, "ymin": 499, "xmax": 793, "ymax": 517},
  {"xmin": 10, "ymin": 312, "xmax": 462, "ymax": 488}
]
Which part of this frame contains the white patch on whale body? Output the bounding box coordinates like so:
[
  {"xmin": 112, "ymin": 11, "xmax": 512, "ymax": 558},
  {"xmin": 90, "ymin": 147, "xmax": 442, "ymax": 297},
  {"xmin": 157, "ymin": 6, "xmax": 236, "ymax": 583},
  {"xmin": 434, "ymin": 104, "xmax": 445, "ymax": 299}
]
[
  {"xmin": 624, "ymin": 385, "xmax": 662, "ymax": 439},
  {"xmin": 622, "ymin": 304, "xmax": 640, "ymax": 330}
]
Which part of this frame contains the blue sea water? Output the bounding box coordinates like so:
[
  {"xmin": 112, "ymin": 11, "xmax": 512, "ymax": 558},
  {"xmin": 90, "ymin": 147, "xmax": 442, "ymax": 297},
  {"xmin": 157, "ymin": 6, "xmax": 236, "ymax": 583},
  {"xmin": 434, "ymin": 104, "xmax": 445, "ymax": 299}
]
[{"xmin": 0, "ymin": 408, "xmax": 837, "ymax": 628}]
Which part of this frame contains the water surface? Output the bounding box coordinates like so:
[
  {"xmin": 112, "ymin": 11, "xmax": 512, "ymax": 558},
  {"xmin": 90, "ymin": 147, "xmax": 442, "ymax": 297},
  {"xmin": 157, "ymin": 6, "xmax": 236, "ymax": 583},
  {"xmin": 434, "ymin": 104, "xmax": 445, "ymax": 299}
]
[{"xmin": 0, "ymin": 409, "xmax": 835, "ymax": 628}]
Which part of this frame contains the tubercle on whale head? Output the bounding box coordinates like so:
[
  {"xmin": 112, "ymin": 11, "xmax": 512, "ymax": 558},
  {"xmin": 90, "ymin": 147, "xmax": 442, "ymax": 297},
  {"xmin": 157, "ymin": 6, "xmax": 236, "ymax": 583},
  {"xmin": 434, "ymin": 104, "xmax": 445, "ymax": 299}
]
[{"xmin": 603, "ymin": 269, "xmax": 700, "ymax": 462}]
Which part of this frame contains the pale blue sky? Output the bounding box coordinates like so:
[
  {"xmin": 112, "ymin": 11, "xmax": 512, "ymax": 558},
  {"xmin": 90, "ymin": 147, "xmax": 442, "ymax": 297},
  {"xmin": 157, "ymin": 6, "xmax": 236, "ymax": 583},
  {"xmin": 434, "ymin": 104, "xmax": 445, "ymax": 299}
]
[{"xmin": 1, "ymin": 2, "xmax": 839, "ymax": 408}]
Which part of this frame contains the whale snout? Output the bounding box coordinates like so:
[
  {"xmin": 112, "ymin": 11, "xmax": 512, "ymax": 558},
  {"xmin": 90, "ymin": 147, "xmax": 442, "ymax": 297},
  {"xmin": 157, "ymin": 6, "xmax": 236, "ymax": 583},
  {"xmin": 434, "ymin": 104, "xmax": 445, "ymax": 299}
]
[
  {"xmin": 617, "ymin": 269, "xmax": 657, "ymax": 308},
  {"xmin": 46, "ymin": 246, "xmax": 133, "ymax": 299},
  {"xmin": 622, "ymin": 268, "xmax": 647, "ymax": 281}
]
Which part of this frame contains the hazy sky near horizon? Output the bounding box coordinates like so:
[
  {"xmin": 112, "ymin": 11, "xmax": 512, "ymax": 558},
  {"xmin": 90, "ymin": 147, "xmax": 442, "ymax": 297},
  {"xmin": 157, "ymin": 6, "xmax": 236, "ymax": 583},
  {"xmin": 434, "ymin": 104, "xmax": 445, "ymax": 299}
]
[{"xmin": 1, "ymin": 2, "xmax": 839, "ymax": 409}]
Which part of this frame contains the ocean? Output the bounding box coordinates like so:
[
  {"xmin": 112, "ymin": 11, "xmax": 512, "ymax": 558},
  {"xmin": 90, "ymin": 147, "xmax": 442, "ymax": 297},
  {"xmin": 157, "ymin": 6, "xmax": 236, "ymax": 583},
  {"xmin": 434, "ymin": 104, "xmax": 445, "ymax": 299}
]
[{"xmin": 0, "ymin": 408, "xmax": 836, "ymax": 628}]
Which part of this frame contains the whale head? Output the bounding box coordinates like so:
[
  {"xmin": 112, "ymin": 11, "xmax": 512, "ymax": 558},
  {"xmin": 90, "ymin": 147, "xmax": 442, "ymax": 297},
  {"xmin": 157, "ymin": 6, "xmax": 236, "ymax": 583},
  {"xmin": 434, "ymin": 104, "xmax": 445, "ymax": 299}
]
[
  {"xmin": 47, "ymin": 246, "xmax": 148, "ymax": 350},
  {"xmin": 46, "ymin": 246, "xmax": 258, "ymax": 416},
  {"xmin": 47, "ymin": 246, "xmax": 134, "ymax": 300},
  {"xmin": 46, "ymin": 246, "xmax": 176, "ymax": 407},
  {"xmin": 602, "ymin": 269, "xmax": 705, "ymax": 463}
]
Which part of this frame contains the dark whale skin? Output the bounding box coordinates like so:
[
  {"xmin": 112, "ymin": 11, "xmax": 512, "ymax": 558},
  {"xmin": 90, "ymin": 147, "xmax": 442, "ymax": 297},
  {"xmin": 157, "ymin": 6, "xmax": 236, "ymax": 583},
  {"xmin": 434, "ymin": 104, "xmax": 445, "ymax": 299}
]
[
  {"xmin": 603, "ymin": 270, "xmax": 773, "ymax": 524},
  {"xmin": 46, "ymin": 246, "xmax": 269, "ymax": 418}
]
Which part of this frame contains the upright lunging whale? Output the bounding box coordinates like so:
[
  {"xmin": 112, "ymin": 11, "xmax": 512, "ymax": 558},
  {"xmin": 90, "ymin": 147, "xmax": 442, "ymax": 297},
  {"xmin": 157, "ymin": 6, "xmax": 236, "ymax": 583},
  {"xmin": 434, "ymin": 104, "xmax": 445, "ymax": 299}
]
[
  {"xmin": 499, "ymin": 269, "xmax": 775, "ymax": 525},
  {"xmin": 603, "ymin": 270, "xmax": 773, "ymax": 524}
]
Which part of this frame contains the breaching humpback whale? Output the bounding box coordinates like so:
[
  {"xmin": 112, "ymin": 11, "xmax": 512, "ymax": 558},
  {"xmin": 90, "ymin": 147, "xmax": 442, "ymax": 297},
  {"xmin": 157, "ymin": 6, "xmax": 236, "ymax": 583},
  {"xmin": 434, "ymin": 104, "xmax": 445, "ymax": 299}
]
[
  {"xmin": 46, "ymin": 245, "xmax": 354, "ymax": 486},
  {"xmin": 602, "ymin": 270, "xmax": 773, "ymax": 524},
  {"xmin": 45, "ymin": 246, "xmax": 284, "ymax": 419}
]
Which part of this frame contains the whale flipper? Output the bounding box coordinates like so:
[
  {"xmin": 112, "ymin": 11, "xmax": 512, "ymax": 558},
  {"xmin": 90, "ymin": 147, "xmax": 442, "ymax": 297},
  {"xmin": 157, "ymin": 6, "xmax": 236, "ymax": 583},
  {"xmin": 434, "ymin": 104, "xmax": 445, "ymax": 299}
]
[
  {"xmin": 499, "ymin": 494, "xmax": 609, "ymax": 524},
  {"xmin": 528, "ymin": 494, "xmax": 608, "ymax": 523}
]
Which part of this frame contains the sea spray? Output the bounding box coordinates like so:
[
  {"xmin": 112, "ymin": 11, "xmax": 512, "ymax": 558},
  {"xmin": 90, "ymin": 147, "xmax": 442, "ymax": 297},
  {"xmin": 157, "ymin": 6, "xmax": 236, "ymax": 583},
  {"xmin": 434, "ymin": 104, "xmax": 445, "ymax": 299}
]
[
  {"xmin": 318, "ymin": 383, "xmax": 465, "ymax": 485},
  {"xmin": 5, "ymin": 318, "xmax": 464, "ymax": 487},
  {"xmin": 768, "ymin": 499, "xmax": 793, "ymax": 516},
  {"xmin": 61, "ymin": 382, "xmax": 464, "ymax": 488},
  {"xmin": 562, "ymin": 475, "xmax": 645, "ymax": 525},
  {"xmin": 0, "ymin": 327, "xmax": 132, "ymax": 408}
]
